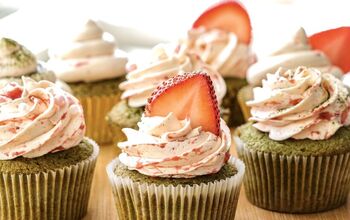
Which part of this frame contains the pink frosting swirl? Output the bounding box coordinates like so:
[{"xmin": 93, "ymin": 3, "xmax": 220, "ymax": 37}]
[
  {"xmin": 0, "ymin": 78, "xmax": 85, "ymax": 159},
  {"xmin": 118, "ymin": 113, "xmax": 231, "ymax": 178},
  {"xmin": 180, "ymin": 27, "xmax": 252, "ymax": 78},
  {"xmin": 247, "ymin": 67, "xmax": 350, "ymax": 140}
]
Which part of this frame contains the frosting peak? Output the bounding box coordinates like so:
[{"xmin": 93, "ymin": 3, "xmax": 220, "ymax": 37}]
[
  {"xmin": 247, "ymin": 28, "xmax": 343, "ymax": 86},
  {"xmin": 0, "ymin": 78, "xmax": 85, "ymax": 159},
  {"xmin": 118, "ymin": 113, "xmax": 231, "ymax": 178},
  {"xmin": 248, "ymin": 67, "xmax": 350, "ymax": 141},
  {"xmin": 48, "ymin": 20, "xmax": 127, "ymax": 83},
  {"xmin": 120, "ymin": 44, "xmax": 226, "ymax": 107},
  {"xmin": 0, "ymin": 38, "xmax": 37, "ymax": 78},
  {"xmin": 180, "ymin": 27, "xmax": 252, "ymax": 78}
]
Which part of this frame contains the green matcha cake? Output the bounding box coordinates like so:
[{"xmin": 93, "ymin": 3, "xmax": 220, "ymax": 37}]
[
  {"xmin": 235, "ymin": 67, "xmax": 350, "ymax": 213},
  {"xmin": 107, "ymin": 72, "xmax": 245, "ymax": 220},
  {"xmin": 222, "ymin": 77, "xmax": 248, "ymax": 126}
]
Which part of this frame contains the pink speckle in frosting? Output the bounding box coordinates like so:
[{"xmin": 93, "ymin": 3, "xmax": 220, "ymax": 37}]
[
  {"xmin": 341, "ymin": 107, "xmax": 349, "ymax": 124},
  {"xmin": 74, "ymin": 61, "xmax": 89, "ymax": 68},
  {"xmin": 319, "ymin": 112, "xmax": 333, "ymax": 121},
  {"xmin": 289, "ymin": 98, "xmax": 302, "ymax": 106}
]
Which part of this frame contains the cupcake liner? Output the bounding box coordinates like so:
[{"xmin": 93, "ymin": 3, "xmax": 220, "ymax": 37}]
[
  {"xmin": 106, "ymin": 157, "xmax": 245, "ymax": 220},
  {"xmin": 78, "ymin": 94, "xmax": 120, "ymax": 144},
  {"xmin": 0, "ymin": 138, "xmax": 99, "ymax": 220},
  {"xmin": 235, "ymin": 136, "xmax": 350, "ymax": 213},
  {"xmin": 237, "ymin": 85, "xmax": 253, "ymax": 122}
]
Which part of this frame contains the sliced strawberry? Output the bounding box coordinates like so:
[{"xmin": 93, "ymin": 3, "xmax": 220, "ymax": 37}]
[
  {"xmin": 192, "ymin": 0, "xmax": 252, "ymax": 44},
  {"xmin": 309, "ymin": 26, "xmax": 350, "ymax": 73},
  {"xmin": 145, "ymin": 72, "xmax": 220, "ymax": 136}
]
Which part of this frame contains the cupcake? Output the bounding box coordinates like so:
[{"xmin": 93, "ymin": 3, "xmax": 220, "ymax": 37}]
[
  {"xmin": 180, "ymin": 0, "xmax": 254, "ymax": 126},
  {"xmin": 0, "ymin": 78, "xmax": 99, "ymax": 219},
  {"xmin": 106, "ymin": 44, "xmax": 226, "ymax": 144},
  {"xmin": 235, "ymin": 67, "xmax": 350, "ymax": 213},
  {"xmin": 107, "ymin": 72, "xmax": 245, "ymax": 220},
  {"xmin": 0, "ymin": 37, "xmax": 56, "ymax": 87},
  {"xmin": 238, "ymin": 27, "xmax": 345, "ymax": 121},
  {"xmin": 48, "ymin": 19, "xmax": 128, "ymax": 144}
]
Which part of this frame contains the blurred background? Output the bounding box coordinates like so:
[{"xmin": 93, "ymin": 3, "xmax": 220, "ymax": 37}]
[{"xmin": 0, "ymin": 0, "xmax": 349, "ymax": 61}]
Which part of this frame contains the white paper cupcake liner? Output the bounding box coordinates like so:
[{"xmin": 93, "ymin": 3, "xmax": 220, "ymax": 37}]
[
  {"xmin": 235, "ymin": 136, "xmax": 350, "ymax": 213},
  {"xmin": 106, "ymin": 157, "xmax": 245, "ymax": 220},
  {"xmin": 79, "ymin": 94, "xmax": 120, "ymax": 144},
  {"xmin": 0, "ymin": 138, "xmax": 99, "ymax": 220}
]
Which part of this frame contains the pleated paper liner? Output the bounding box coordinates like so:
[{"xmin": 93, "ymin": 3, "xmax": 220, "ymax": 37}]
[
  {"xmin": 106, "ymin": 157, "xmax": 245, "ymax": 220},
  {"xmin": 236, "ymin": 85, "xmax": 253, "ymax": 122},
  {"xmin": 78, "ymin": 94, "xmax": 120, "ymax": 144},
  {"xmin": 0, "ymin": 138, "xmax": 99, "ymax": 220},
  {"xmin": 234, "ymin": 136, "xmax": 350, "ymax": 213}
]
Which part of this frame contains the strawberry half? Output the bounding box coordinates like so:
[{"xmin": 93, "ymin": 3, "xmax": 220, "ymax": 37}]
[
  {"xmin": 145, "ymin": 72, "xmax": 220, "ymax": 136},
  {"xmin": 309, "ymin": 26, "xmax": 350, "ymax": 73},
  {"xmin": 192, "ymin": 0, "xmax": 252, "ymax": 44}
]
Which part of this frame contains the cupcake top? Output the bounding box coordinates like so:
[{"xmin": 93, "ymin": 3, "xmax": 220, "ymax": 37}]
[
  {"xmin": 118, "ymin": 72, "xmax": 231, "ymax": 178},
  {"xmin": 247, "ymin": 28, "xmax": 343, "ymax": 86},
  {"xmin": 0, "ymin": 78, "xmax": 85, "ymax": 159},
  {"xmin": 119, "ymin": 44, "xmax": 226, "ymax": 108},
  {"xmin": 247, "ymin": 66, "xmax": 350, "ymax": 141},
  {"xmin": 0, "ymin": 38, "xmax": 37, "ymax": 78},
  {"xmin": 48, "ymin": 20, "xmax": 127, "ymax": 83},
  {"xmin": 180, "ymin": 27, "xmax": 252, "ymax": 78}
]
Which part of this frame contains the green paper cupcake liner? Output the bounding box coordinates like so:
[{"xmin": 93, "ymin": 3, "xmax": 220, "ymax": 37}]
[
  {"xmin": 106, "ymin": 157, "xmax": 245, "ymax": 220},
  {"xmin": 79, "ymin": 94, "xmax": 120, "ymax": 144},
  {"xmin": 0, "ymin": 138, "xmax": 99, "ymax": 220},
  {"xmin": 235, "ymin": 136, "xmax": 350, "ymax": 213}
]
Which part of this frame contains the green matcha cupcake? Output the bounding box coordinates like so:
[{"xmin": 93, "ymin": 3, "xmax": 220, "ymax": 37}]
[
  {"xmin": 48, "ymin": 19, "xmax": 128, "ymax": 144},
  {"xmin": 235, "ymin": 67, "xmax": 350, "ymax": 213},
  {"xmin": 0, "ymin": 37, "xmax": 56, "ymax": 87},
  {"xmin": 0, "ymin": 78, "xmax": 99, "ymax": 220},
  {"xmin": 107, "ymin": 72, "xmax": 245, "ymax": 220},
  {"xmin": 108, "ymin": 44, "xmax": 227, "ymax": 145}
]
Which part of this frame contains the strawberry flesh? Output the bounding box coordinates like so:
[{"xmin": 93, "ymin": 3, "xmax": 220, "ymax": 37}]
[
  {"xmin": 146, "ymin": 72, "xmax": 221, "ymax": 136},
  {"xmin": 309, "ymin": 26, "xmax": 350, "ymax": 73},
  {"xmin": 192, "ymin": 0, "xmax": 252, "ymax": 44}
]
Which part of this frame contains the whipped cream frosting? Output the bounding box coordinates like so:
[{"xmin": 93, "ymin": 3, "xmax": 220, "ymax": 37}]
[
  {"xmin": 247, "ymin": 28, "xmax": 343, "ymax": 86},
  {"xmin": 119, "ymin": 44, "xmax": 226, "ymax": 107},
  {"xmin": 48, "ymin": 20, "xmax": 127, "ymax": 83},
  {"xmin": 180, "ymin": 27, "xmax": 252, "ymax": 78},
  {"xmin": 0, "ymin": 78, "xmax": 85, "ymax": 159},
  {"xmin": 0, "ymin": 38, "xmax": 37, "ymax": 78},
  {"xmin": 247, "ymin": 67, "xmax": 350, "ymax": 141},
  {"xmin": 118, "ymin": 113, "xmax": 231, "ymax": 178}
]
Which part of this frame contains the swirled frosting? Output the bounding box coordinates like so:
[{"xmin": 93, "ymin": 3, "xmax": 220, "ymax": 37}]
[
  {"xmin": 0, "ymin": 78, "xmax": 85, "ymax": 159},
  {"xmin": 180, "ymin": 27, "xmax": 252, "ymax": 78},
  {"xmin": 48, "ymin": 20, "xmax": 127, "ymax": 83},
  {"xmin": 247, "ymin": 28, "xmax": 343, "ymax": 86},
  {"xmin": 118, "ymin": 113, "xmax": 231, "ymax": 178},
  {"xmin": 0, "ymin": 38, "xmax": 37, "ymax": 78},
  {"xmin": 247, "ymin": 67, "xmax": 350, "ymax": 141},
  {"xmin": 119, "ymin": 44, "xmax": 226, "ymax": 107}
]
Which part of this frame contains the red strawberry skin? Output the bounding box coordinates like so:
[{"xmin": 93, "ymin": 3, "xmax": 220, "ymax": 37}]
[
  {"xmin": 192, "ymin": 0, "xmax": 252, "ymax": 44},
  {"xmin": 309, "ymin": 26, "xmax": 350, "ymax": 73},
  {"xmin": 146, "ymin": 72, "xmax": 221, "ymax": 136}
]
